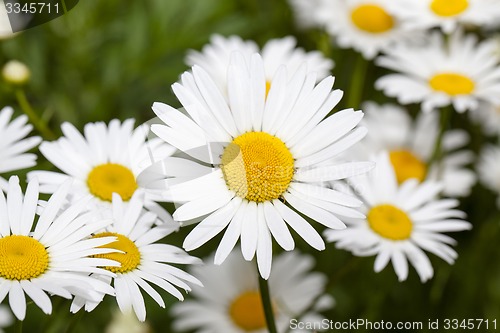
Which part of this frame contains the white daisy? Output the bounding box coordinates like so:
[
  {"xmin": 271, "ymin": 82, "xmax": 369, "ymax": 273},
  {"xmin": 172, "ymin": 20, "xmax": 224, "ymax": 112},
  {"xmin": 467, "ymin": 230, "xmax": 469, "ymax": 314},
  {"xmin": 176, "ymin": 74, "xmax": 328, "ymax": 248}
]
[
  {"xmin": 28, "ymin": 119, "xmax": 176, "ymax": 224},
  {"xmin": 314, "ymin": 0, "xmax": 422, "ymax": 59},
  {"xmin": 70, "ymin": 192, "xmax": 202, "ymax": 322},
  {"xmin": 0, "ymin": 106, "xmax": 41, "ymax": 190},
  {"xmin": 140, "ymin": 52, "xmax": 373, "ymax": 279},
  {"xmin": 0, "ymin": 176, "xmax": 118, "ymax": 320},
  {"xmin": 171, "ymin": 249, "xmax": 334, "ymax": 333},
  {"xmin": 186, "ymin": 34, "xmax": 334, "ymax": 93},
  {"xmin": 350, "ymin": 102, "xmax": 476, "ymax": 197},
  {"xmin": 469, "ymin": 101, "xmax": 500, "ymax": 137},
  {"xmin": 325, "ymin": 152, "xmax": 472, "ymax": 282},
  {"xmin": 391, "ymin": 0, "xmax": 500, "ymax": 33},
  {"xmin": 477, "ymin": 145, "xmax": 500, "ymax": 207},
  {"xmin": 375, "ymin": 29, "xmax": 500, "ymax": 113}
]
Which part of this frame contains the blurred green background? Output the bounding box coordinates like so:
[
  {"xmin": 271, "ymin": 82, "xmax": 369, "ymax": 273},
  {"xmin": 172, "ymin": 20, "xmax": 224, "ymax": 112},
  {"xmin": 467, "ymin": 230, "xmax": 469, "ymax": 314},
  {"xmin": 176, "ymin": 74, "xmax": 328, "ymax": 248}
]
[{"xmin": 1, "ymin": 0, "xmax": 499, "ymax": 332}]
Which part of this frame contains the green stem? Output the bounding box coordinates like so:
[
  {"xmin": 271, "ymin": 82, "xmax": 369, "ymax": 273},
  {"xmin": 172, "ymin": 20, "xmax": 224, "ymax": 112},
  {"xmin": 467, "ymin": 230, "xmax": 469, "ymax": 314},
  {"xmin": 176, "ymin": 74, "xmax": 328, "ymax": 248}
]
[
  {"xmin": 15, "ymin": 89, "xmax": 56, "ymax": 140},
  {"xmin": 346, "ymin": 52, "xmax": 368, "ymax": 110},
  {"xmin": 65, "ymin": 311, "xmax": 84, "ymax": 333},
  {"xmin": 16, "ymin": 319, "xmax": 23, "ymax": 333},
  {"xmin": 427, "ymin": 107, "xmax": 452, "ymax": 170},
  {"xmin": 258, "ymin": 272, "xmax": 277, "ymax": 333},
  {"xmin": 61, "ymin": 0, "xmax": 68, "ymax": 13}
]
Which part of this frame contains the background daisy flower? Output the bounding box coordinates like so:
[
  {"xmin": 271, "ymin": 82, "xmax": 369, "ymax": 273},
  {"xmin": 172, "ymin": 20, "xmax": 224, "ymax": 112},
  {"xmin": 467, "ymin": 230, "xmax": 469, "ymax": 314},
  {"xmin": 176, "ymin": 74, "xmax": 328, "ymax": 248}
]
[
  {"xmin": 391, "ymin": 0, "xmax": 500, "ymax": 33},
  {"xmin": 350, "ymin": 102, "xmax": 476, "ymax": 197},
  {"xmin": 0, "ymin": 106, "xmax": 41, "ymax": 190},
  {"xmin": 314, "ymin": 0, "xmax": 422, "ymax": 59},
  {"xmin": 71, "ymin": 192, "xmax": 202, "ymax": 322},
  {"xmin": 375, "ymin": 30, "xmax": 500, "ymax": 112},
  {"xmin": 0, "ymin": 176, "xmax": 118, "ymax": 320},
  {"xmin": 28, "ymin": 119, "xmax": 176, "ymax": 224},
  {"xmin": 186, "ymin": 34, "xmax": 334, "ymax": 93},
  {"xmin": 0, "ymin": 306, "xmax": 12, "ymax": 333},
  {"xmin": 477, "ymin": 145, "xmax": 500, "ymax": 207},
  {"xmin": 287, "ymin": 0, "xmax": 324, "ymax": 29},
  {"xmin": 142, "ymin": 53, "xmax": 373, "ymax": 279},
  {"xmin": 325, "ymin": 152, "xmax": 472, "ymax": 282},
  {"xmin": 171, "ymin": 249, "xmax": 334, "ymax": 333},
  {"xmin": 469, "ymin": 101, "xmax": 500, "ymax": 137}
]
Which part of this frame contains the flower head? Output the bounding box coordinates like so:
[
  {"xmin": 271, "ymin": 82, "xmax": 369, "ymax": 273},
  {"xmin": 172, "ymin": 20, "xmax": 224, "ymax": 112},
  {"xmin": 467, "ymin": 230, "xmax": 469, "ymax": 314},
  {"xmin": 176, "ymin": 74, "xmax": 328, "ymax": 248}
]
[
  {"xmin": 325, "ymin": 152, "xmax": 471, "ymax": 282},
  {"xmin": 172, "ymin": 249, "xmax": 334, "ymax": 333},
  {"xmin": 28, "ymin": 119, "xmax": 176, "ymax": 224},
  {"xmin": 376, "ymin": 30, "xmax": 500, "ymax": 112},
  {"xmin": 0, "ymin": 176, "xmax": 118, "ymax": 320},
  {"xmin": 141, "ymin": 52, "xmax": 373, "ymax": 279}
]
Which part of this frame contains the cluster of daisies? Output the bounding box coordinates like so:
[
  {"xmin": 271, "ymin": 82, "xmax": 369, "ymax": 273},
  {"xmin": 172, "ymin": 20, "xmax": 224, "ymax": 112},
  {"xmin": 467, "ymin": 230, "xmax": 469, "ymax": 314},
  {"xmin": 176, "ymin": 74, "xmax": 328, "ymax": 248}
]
[{"xmin": 0, "ymin": 0, "xmax": 499, "ymax": 332}]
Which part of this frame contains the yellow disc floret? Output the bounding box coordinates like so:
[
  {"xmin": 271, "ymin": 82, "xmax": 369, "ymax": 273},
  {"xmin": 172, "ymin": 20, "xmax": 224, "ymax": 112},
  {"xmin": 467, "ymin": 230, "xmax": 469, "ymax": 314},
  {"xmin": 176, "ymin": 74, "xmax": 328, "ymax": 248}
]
[
  {"xmin": 92, "ymin": 232, "xmax": 141, "ymax": 274},
  {"xmin": 87, "ymin": 163, "xmax": 138, "ymax": 202},
  {"xmin": 221, "ymin": 132, "xmax": 294, "ymax": 203},
  {"xmin": 389, "ymin": 150, "xmax": 427, "ymax": 184},
  {"xmin": 229, "ymin": 291, "xmax": 267, "ymax": 331},
  {"xmin": 351, "ymin": 4, "xmax": 394, "ymax": 33},
  {"xmin": 0, "ymin": 235, "xmax": 49, "ymax": 280},
  {"xmin": 430, "ymin": 0, "xmax": 468, "ymax": 17},
  {"xmin": 429, "ymin": 73, "xmax": 475, "ymax": 96},
  {"xmin": 368, "ymin": 204, "xmax": 413, "ymax": 240}
]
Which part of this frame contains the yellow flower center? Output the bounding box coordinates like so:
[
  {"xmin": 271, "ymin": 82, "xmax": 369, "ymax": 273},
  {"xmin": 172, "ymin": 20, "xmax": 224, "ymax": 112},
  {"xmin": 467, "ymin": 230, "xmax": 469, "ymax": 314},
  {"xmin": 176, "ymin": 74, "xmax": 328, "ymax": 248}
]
[
  {"xmin": 430, "ymin": 0, "xmax": 468, "ymax": 17},
  {"xmin": 221, "ymin": 132, "xmax": 294, "ymax": 203},
  {"xmin": 229, "ymin": 291, "xmax": 267, "ymax": 331},
  {"xmin": 389, "ymin": 150, "xmax": 427, "ymax": 184},
  {"xmin": 368, "ymin": 204, "xmax": 413, "ymax": 240},
  {"xmin": 92, "ymin": 232, "xmax": 141, "ymax": 274},
  {"xmin": 0, "ymin": 235, "xmax": 49, "ymax": 280},
  {"xmin": 87, "ymin": 163, "xmax": 138, "ymax": 202},
  {"xmin": 429, "ymin": 73, "xmax": 475, "ymax": 96},
  {"xmin": 351, "ymin": 4, "xmax": 394, "ymax": 33}
]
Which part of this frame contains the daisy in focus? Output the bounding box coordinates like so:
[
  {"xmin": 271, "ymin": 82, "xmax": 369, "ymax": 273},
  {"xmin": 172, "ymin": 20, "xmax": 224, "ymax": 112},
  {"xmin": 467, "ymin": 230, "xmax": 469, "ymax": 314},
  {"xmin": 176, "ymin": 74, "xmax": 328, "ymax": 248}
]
[
  {"xmin": 0, "ymin": 106, "xmax": 41, "ymax": 190},
  {"xmin": 0, "ymin": 176, "xmax": 118, "ymax": 320},
  {"xmin": 141, "ymin": 52, "xmax": 373, "ymax": 279},
  {"xmin": 325, "ymin": 152, "xmax": 471, "ymax": 282},
  {"xmin": 375, "ymin": 29, "xmax": 500, "ymax": 113},
  {"xmin": 186, "ymin": 34, "xmax": 334, "ymax": 92},
  {"xmin": 171, "ymin": 249, "xmax": 334, "ymax": 333},
  {"xmin": 28, "ymin": 119, "xmax": 176, "ymax": 223},
  {"xmin": 350, "ymin": 102, "xmax": 476, "ymax": 197},
  {"xmin": 313, "ymin": 0, "xmax": 421, "ymax": 59},
  {"xmin": 391, "ymin": 0, "xmax": 500, "ymax": 33},
  {"xmin": 477, "ymin": 145, "xmax": 500, "ymax": 207},
  {"xmin": 71, "ymin": 192, "xmax": 202, "ymax": 322}
]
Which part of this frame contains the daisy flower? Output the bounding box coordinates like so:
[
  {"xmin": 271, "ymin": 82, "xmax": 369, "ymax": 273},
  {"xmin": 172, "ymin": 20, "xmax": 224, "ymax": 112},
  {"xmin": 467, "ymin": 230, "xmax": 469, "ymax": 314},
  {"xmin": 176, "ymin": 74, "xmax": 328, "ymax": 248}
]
[
  {"xmin": 140, "ymin": 52, "xmax": 373, "ymax": 279},
  {"xmin": 325, "ymin": 152, "xmax": 471, "ymax": 282},
  {"xmin": 391, "ymin": 0, "xmax": 500, "ymax": 33},
  {"xmin": 28, "ymin": 119, "xmax": 176, "ymax": 224},
  {"xmin": 314, "ymin": 0, "xmax": 422, "ymax": 59},
  {"xmin": 469, "ymin": 101, "xmax": 500, "ymax": 137},
  {"xmin": 171, "ymin": 249, "xmax": 334, "ymax": 333},
  {"xmin": 350, "ymin": 102, "xmax": 476, "ymax": 197},
  {"xmin": 0, "ymin": 106, "xmax": 41, "ymax": 190},
  {"xmin": 186, "ymin": 34, "xmax": 334, "ymax": 93},
  {"xmin": 375, "ymin": 29, "xmax": 500, "ymax": 113},
  {"xmin": 0, "ymin": 176, "xmax": 118, "ymax": 320},
  {"xmin": 477, "ymin": 145, "xmax": 500, "ymax": 207},
  {"xmin": 71, "ymin": 192, "xmax": 202, "ymax": 322}
]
